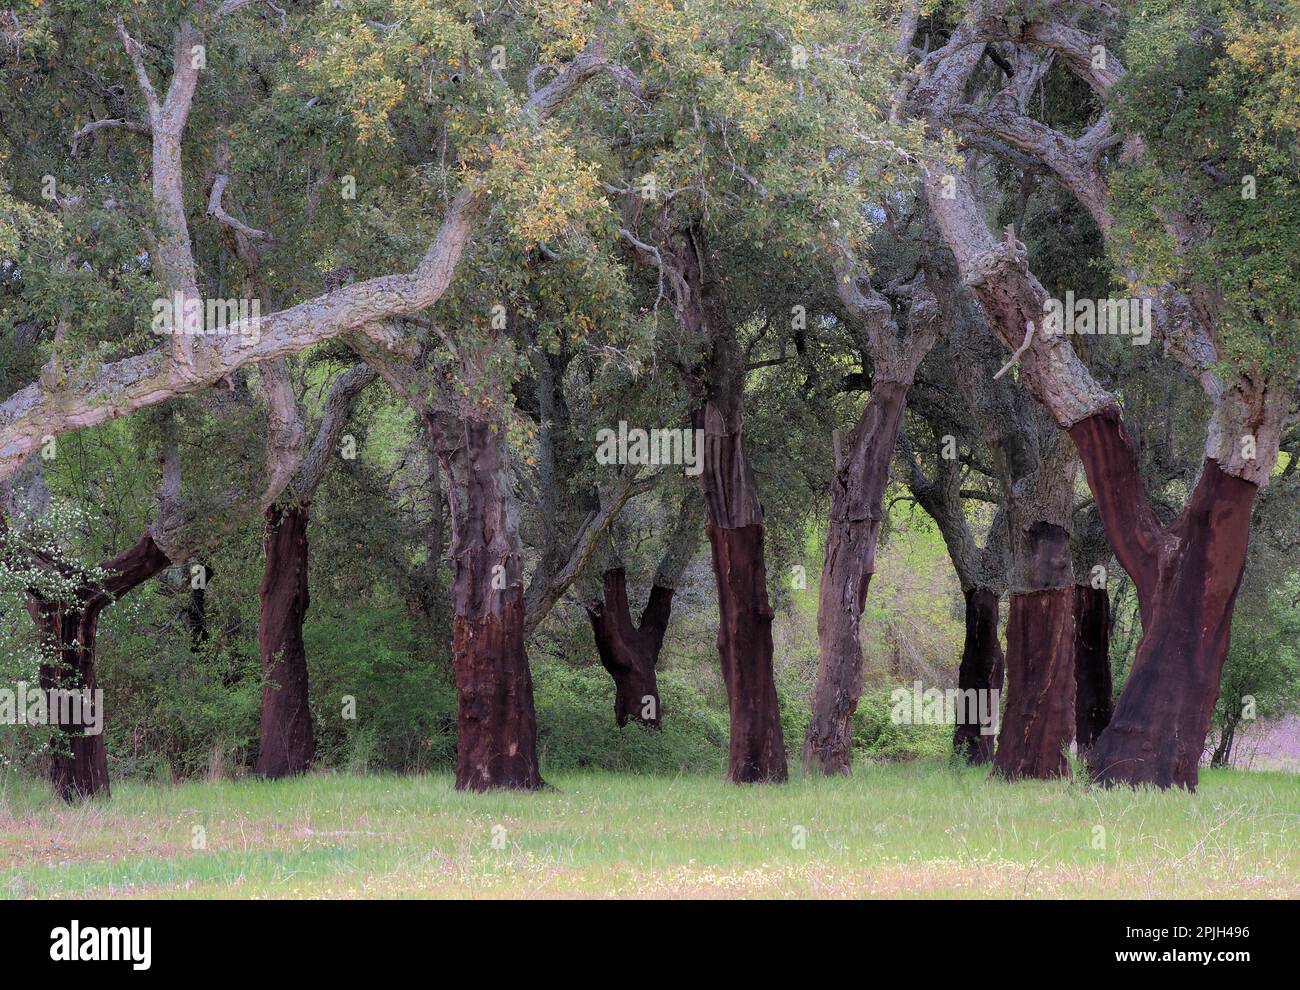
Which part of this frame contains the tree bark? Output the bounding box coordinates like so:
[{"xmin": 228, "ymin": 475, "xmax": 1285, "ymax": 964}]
[
  {"xmin": 1210, "ymin": 721, "xmax": 1236, "ymax": 769},
  {"xmin": 804, "ymin": 381, "xmax": 909, "ymax": 775},
  {"xmin": 912, "ymin": 15, "xmax": 1281, "ymax": 790},
  {"xmin": 1076, "ymin": 412, "xmax": 1256, "ymax": 789},
  {"xmin": 434, "ymin": 412, "xmax": 542, "ymax": 792},
  {"xmin": 586, "ymin": 568, "xmax": 672, "ymax": 727},
  {"xmin": 1072, "ymin": 583, "xmax": 1112, "ymax": 754},
  {"xmin": 255, "ymin": 503, "xmax": 315, "ymax": 778},
  {"xmin": 672, "ymin": 224, "xmax": 787, "ymax": 784},
  {"xmin": 953, "ymin": 586, "xmax": 1005, "ymax": 764},
  {"xmin": 25, "ymin": 533, "xmax": 170, "ymax": 800},
  {"xmin": 993, "ymin": 522, "xmax": 1076, "ymax": 779},
  {"xmin": 708, "ymin": 520, "xmax": 786, "ymax": 782}
]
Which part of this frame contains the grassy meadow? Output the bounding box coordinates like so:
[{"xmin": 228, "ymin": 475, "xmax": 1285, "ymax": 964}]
[{"xmin": 2, "ymin": 763, "xmax": 1296, "ymax": 899}]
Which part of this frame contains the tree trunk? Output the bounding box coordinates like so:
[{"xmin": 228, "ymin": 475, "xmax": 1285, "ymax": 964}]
[
  {"xmin": 1072, "ymin": 583, "xmax": 1112, "ymax": 754},
  {"xmin": 185, "ymin": 560, "xmax": 212, "ymax": 651},
  {"xmin": 1209, "ymin": 720, "xmax": 1237, "ymax": 769},
  {"xmin": 586, "ymin": 568, "xmax": 672, "ymax": 727},
  {"xmin": 708, "ymin": 520, "xmax": 786, "ymax": 782},
  {"xmin": 435, "ymin": 413, "xmax": 542, "ymax": 792},
  {"xmin": 993, "ymin": 522, "xmax": 1076, "ymax": 779},
  {"xmin": 953, "ymin": 587, "xmax": 1005, "ymax": 764},
  {"xmin": 1075, "ymin": 412, "xmax": 1256, "ymax": 789},
  {"xmin": 694, "ymin": 374, "xmax": 787, "ymax": 784},
  {"xmin": 674, "ymin": 224, "xmax": 786, "ymax": 784},
  {"xmin": 255, "ymin": 503, "xmax": 315, "ymax": 778},
  {"xmin": 25, "ymin": 533, "xmax": 170, "ymax": 800},
  {"xmin": 805, "ymin": 381, "xmax": 909, "ymax": 775}
]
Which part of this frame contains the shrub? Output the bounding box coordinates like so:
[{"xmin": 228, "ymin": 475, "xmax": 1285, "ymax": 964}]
[{"xmin": 534, "ymin": 663, "xmax": 728, "ymax": 774}]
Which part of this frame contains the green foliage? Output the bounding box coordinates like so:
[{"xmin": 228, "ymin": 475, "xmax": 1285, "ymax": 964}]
[
  {"xmin": 95, "ymin": 590, "xmax": 262, "ymax": 780},
  {"xmin": 1112, "ymin": 0, "xmax": 1300, "ymax": 376},
  {"xmin": 305, "ymin": 607, "xmax": 457, "ymax": 774},
  {"xmin": 534, "ymin": 664, "xmax": 729, "ymax": 774},
  {"xmin": 852, "ymin": 688, "xmax": 954, "ymax": 763},
  {"xmin": 1210, "ymin": 577, "xmax": 1300, "ymax": 762}
]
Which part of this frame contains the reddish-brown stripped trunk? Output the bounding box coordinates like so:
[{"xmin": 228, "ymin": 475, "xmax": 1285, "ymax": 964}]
[
  {"xmin": 804, "ymin": 381, "xmax": 909, "ymax": 775},
  {"xmin": 993, "ymin": 523, "xmax": 1076, "ymax": 780},
  {"xmin": 693, "ymin": 381, "xmax": 787, "ymax": 783},
  {"xmin": 435, "ymin": 413, "xmax": 542, "ymax": 792},
  {"xmin": 255, "ymin": 503, "xmax": 315, "ymax": 778},
  {"xmin": 707, "ymin": 520, "xmax": 786, "ymax": 781},
  {"xmin": 673, "ymin": 224, "xmax": 786, "ymax": 784},
  {"xmin": 953, "ymin": 587, "xmax": 1005, "ymax": 764},
  {"xmin": 1072, "ymin": 583, "xmax": 1112, "ymax": 754},
  {"xmin": 1073, "ymin": 410, "xmax": 1255, "ymax": 789},
  {"xmin": 586, "ymin": 568, "xmax": 671, "ymax": 727},
  {"xmin": 24, "ymin": 533, "xmax": 170, "ymax": 800}
]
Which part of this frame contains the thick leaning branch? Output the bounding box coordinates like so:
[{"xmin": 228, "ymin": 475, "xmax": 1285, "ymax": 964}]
[
  {"xmin": 949, "ymin": 102, "xmax": 1113, "ymax": 230},
  {"xmin": 0, "ymin": 41, "xmax": 625, "ymax": 486}
]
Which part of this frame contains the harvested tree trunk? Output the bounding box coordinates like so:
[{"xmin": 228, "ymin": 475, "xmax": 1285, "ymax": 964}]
[
  {"xmin": 582, "ymin": 488, "xmax": 700, "ymax": 727},
  {"xmin": 993, "ymin": 522, "xmax": 1076, "ymax": 780},
  {"xmin": 1072, "ymin": 583, "xmax": 1112, "ymax": 754},
  {"xmin": 912, "ymin": 25, "xmax": 1281, "ymax": 791},
  {"xmin": 1075, "ymin": 411, "xmax": 1256, "ymax": 789},
  {"xmin": 24, "ymin": 533, "xmax": 170, "ymax": 800},
  {"xmin": 672, "ymin": 225, "xmax": 786, "ymax": 784},
  {"xmin": 706, "ymin": 517, "xmax": 786, "ymax": 782},
  {"xmin": 805, "ymin": 381, "xmax": 909, "ymax": 775},
  {"xmin": 953, "ymin": 587, "xmax": 1005, "ymax": 764},
  {"xmin": 586, "ymin": 568, "xmax": 672, "ymax": 727},
  {"xmin": 255, "ymin": 503, "xmax": 315, "ymax": 778},
  {"xmin": 434, "ymin": 411, "xmax": 542, "ymax": 792}
]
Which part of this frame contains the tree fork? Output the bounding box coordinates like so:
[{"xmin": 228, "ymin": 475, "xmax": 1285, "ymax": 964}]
[
  {"xmin": 26, "ymin": 532, "xmax": 170, "ymax": 800},
  {"xmin": 586, "ymin": 568, "xmax": 672, "ymax": 728}
]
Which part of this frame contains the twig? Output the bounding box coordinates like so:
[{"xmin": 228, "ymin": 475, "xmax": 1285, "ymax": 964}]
[{"xmin": 994, "ymin": 321, "xmax": 1034, "ymax": 380}]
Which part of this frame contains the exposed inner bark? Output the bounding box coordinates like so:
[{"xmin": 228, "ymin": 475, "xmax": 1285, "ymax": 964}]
[
  {"xmin": 25, "ymin": 533, "xmax": 170, "ymax": 800},
  {"xmin": 435, "ymin": 412, "xmax": 542, "ymax": 792},
  {"xmin": 708, "ymin": 522, "xmax": 787, "ymax": 782},
  {"xmin": 805, "ymin": 381, "xmax": 909, "ymax": 775},
  {"xmin": 586, "ymin": 568, "xmax": 672, "ymax": 727},
  {"xmin": 953, "ymin": 586, "xmax": 1005, "ymax": 764},
  {"xmin": 993, "ymin": 522, "xmax": 1076, "ymax": 780},
  {"xmin": 673, "ymin": 224, "xmax": 787, "ymax": 784},
  {"xmin": 255, "ymin": 502, "xmax": 315, "ymax": 779},
  {"xmin": 1075, "ymin": 410, "xmax": 1256, "ymax": 789},
  {"xmin": 1072, "ymin": 583, "xmax": 1112, "ymax": 754}
]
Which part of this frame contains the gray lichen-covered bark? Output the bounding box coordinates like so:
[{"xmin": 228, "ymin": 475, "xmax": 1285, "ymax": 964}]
[{"xmin": 0, "ymin": 40, "xmax": 630, "ymax": 485}]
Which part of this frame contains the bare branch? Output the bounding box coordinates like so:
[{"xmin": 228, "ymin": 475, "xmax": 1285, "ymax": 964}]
[
  {"xmin": 292, "ymin": 363, "xmax": 379, "ymax": 497},
  {"xmin": 70, "ymin": 118, "xmax": 151, "ymax": 156},
  {"xmin": 1, "ymin": 41, "xmax": 621, "ymax": 484},
  {"xmin": 207, "ymin": 173, "xmax": 271, "ymax": 241},
  {"xmin": 114, "ymin": 18, "xmax": 159, "ymax": 119},
  {"xmin": 523, "ymin": 467, "xmax": 659, "ymax": 635}
]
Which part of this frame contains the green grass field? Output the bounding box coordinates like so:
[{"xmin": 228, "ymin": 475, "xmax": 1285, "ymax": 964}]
[{"xmin": 3, "ymin": 763, "xmax": 1297, "ymax": 899}]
